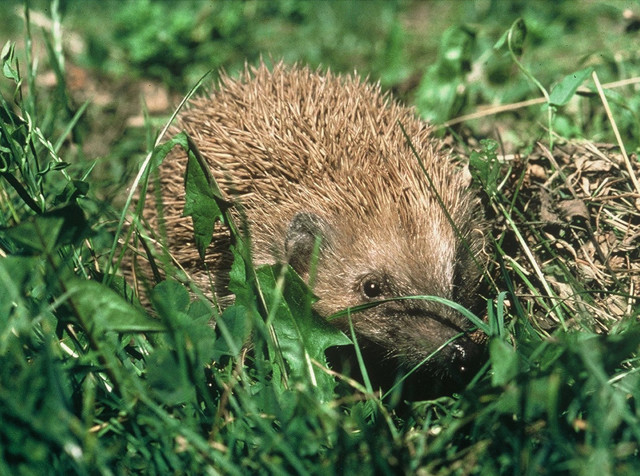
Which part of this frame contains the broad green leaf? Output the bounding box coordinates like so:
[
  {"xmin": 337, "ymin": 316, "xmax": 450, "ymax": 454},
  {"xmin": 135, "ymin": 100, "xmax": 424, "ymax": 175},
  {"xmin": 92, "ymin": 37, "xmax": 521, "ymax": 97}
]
[
  {"xmin": 98, "ymin": 271, "xmax": 143, "ymax": 309},
  {"xmin": 150, "ymin": 279, "xmax": 190, "ymax": 318},
  {"xmin": 187, "ymin": 298, "xmax": 214, "ymax": 320},
  {"xmin": 227, "ymin": 242, "xmax": 259, "ymax": 310},
  {"xmin": 1, "ymin": 41, "xmax": 19, "ymax": 82},
  {"xmin": 150, "ymin": 280, "xmax": 220, "ymax": 370},
  {"xmin": 52, "ymin": 180, "xmax": 89, "ymax": 206},
  {"xmin": 469, "ymin": 139, "xmax": 501, "ymax": 196},
  {"xmin": 182, "ymin": 133, "xmax": 232, "ymax": 260},
  {"xmin": 148, "ymin": 132, "xmax": 188, "ymax": 172},
  {"xmin": 257, "ymin": 264, "xmax": 351, "ymax": 400},
  {"xmin": 0, "ymin": 256, "xmax": 45, "ymax": 345},
  {"xmin": 489, "ymin": 337, "xmax": 520, "ymax": 386},
  {"xmin": 570, "ymin": 328, "xmax": 640, "ymax": 374},
  {"xmin": 414, "ymin": 26, "xmax": 474, "ymax": 122},
  {"xmin": 146, "ymin": 348, "xmax": 197, "ymax": 405},
  {"xmin": 227, "ymin": 244, "xmax": 248, "ymax": 298},
  {"xmin": 549, "ymin": 67, "xmax": 593, "ymax": 106},
  {"xmin": 0, "ymin": 256, "xmax": 38, "ymax": 312},
  {"xmin": 68, "ymin": 279, "xmax": 165, "ymax": 333},
  {"xmin": 212, "ymin": 304, "xmax": 251, "ymax": 360},
  {"xmin": 0, "ymin": 203, "xmax": 89, "ymax": 254},
  {"xmin": 214, "ymin": 244, "xmax": 259, "ymax": 361}
]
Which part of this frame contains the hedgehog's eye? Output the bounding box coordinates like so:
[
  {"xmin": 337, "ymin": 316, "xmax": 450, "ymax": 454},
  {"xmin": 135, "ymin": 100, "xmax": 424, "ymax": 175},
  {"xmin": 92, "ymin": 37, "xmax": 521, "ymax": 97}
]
[{"xmin": 362, "ymin": 278, "xmax": 383, "ymax": 299}]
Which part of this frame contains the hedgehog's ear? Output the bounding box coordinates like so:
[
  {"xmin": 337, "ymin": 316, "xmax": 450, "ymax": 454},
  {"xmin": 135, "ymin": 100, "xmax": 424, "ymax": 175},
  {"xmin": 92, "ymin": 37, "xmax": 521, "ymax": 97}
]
[{"xmin": 285, "ymin": 212, "xmax": 331, "ymax": 277}]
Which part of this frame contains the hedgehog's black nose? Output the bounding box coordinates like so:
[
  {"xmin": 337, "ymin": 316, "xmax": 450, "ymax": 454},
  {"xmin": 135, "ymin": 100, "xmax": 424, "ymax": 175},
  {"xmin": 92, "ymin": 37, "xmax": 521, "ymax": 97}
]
[{"xmin": 450, "ymin": 336, "xmax": 485, "ymax": 378}]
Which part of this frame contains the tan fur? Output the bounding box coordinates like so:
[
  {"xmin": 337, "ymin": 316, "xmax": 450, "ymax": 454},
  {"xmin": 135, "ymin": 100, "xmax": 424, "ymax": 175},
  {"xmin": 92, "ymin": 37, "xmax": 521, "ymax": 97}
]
[{"xmin": 132, "ymin": 62, "xmax": 487, "ymax": 394}]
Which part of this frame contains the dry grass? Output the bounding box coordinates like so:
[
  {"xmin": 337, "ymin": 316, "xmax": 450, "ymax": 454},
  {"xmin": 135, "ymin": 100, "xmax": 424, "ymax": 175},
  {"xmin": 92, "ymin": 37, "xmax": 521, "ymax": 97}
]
[{"xmin": 495, "ymin": 139, "xmax": 639, "ymax": 331}]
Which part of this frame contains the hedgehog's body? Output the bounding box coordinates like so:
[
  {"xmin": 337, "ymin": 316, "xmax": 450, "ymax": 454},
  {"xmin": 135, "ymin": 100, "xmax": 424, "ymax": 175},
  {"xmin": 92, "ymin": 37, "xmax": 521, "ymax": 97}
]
[{"xmin": 139, "ymin": 63, "xmax": 486, "ymax": 397}]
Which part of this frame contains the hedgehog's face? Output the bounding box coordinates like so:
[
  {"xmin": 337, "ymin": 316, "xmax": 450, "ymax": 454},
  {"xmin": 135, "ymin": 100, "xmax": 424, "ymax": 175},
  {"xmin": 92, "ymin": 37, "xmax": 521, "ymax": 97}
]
[{"xmin": 284, "ymin": 211, "xmax": 486, "ymax": 395}]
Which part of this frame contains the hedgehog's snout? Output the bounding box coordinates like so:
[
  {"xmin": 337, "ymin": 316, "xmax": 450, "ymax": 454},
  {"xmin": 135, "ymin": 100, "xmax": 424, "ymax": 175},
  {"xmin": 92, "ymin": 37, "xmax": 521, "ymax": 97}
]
[{"xmin": 449, "ymin": 337, "xmax": 485, "ymax": 377}]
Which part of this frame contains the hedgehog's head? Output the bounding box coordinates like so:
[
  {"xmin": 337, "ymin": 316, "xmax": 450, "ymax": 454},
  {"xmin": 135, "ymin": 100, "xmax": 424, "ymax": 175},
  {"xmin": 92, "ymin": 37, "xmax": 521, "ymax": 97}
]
[{"xmin": 284, "ymin": 199, "xmax": 487, "ymax": 397}]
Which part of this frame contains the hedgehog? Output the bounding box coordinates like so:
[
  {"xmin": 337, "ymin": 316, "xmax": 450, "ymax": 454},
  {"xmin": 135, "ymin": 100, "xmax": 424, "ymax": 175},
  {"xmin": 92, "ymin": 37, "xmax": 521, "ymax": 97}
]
[{"xmin": 132, "ymin": 62, "xmax": 488, "ymax": 398}]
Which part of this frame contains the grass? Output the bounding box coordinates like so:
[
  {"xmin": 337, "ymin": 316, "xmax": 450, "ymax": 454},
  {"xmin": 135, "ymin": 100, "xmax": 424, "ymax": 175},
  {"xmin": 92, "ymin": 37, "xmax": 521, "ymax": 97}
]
[{"xmin": 1, "ymin": 1, "xmax": 640, "ymax": 474}]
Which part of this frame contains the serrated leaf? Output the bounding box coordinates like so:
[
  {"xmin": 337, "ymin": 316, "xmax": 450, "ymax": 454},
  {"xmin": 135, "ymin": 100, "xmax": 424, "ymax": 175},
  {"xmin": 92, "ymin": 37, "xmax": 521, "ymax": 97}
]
[
  {"xmin": 68, "ymin": 279, "xmax": 165, "ymax": 333},
  {"xmin": 184, "ymin": 152, "xmax": 221, "ymax": 258},
  {"xmin": 549, "ymin": 67, "xmax": 593, "ymax": 106},
  {"xmin": 257, "ymin": 264, "xmax": 351, "ymax": 400},
  {"xmin": 181, "ymin": 132, "xmax": 232, "ymax": 260}
]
